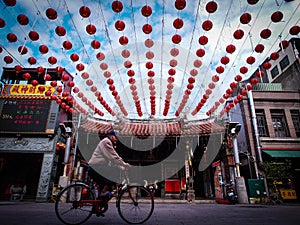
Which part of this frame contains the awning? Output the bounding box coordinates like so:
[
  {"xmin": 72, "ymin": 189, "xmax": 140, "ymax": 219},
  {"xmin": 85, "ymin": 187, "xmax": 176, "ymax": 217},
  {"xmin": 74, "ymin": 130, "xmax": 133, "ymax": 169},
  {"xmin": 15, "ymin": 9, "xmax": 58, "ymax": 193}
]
[{"xmin": 263, "ymin": 150, "xmax": 300, "ymax": 158}]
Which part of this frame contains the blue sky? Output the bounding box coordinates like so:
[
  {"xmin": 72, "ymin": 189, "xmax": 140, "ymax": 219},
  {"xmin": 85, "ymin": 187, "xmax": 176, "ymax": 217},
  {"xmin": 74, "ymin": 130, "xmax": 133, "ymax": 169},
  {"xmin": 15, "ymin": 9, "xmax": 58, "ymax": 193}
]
[{"xmin": 0, "ymin": 0, "xmax": 299, "ymax": 122}]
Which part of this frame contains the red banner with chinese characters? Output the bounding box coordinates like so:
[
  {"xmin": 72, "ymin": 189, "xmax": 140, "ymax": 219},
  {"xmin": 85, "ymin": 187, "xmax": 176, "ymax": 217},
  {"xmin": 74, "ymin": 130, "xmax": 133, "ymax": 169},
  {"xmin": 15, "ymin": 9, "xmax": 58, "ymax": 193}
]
[{"xmin": 1, "ymin": 84, "xmax": 57, "ymax": 96}]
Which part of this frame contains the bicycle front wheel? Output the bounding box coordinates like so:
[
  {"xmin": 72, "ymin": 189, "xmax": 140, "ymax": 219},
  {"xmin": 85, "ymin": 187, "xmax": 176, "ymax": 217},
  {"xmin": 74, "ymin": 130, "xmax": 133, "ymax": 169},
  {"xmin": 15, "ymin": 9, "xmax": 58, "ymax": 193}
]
[
  {"xmin": 55, "ymin": 183, "xmax": 95, "ymax": 225},
  {"xmin": 117, "ymin": 185, "xmax": 154, "ymax": 224}
]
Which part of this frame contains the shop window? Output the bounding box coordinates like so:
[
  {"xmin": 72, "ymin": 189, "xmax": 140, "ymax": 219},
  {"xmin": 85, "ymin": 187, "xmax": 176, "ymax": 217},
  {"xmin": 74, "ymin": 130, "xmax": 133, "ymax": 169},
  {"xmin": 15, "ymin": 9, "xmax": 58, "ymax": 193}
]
[
  {"xmin": 279, "ymin": 55, "xmax": 290, "ymax": 71},
  {"xmin": 270, "ymin": 65, "xmax": 279, "ymax": 79},
  {"xmin": 256, "ymin": 109, "xmax": 269, "ymax": 137},
  {"xmin": 270, "ymin": 109, "xmax": 290, "ymax": 137},
  {"xmin": 290, "ymin": 109, "xmax": 300, "ymax": 137}
]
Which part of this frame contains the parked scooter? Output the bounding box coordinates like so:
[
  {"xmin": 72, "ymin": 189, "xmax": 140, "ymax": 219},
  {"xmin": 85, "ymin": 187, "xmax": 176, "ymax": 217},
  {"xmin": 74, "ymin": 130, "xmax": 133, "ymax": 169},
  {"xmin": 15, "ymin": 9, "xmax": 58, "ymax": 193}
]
[{"xmin": 225, "ymin": 180, "xmax": 237, "ymax": 204}]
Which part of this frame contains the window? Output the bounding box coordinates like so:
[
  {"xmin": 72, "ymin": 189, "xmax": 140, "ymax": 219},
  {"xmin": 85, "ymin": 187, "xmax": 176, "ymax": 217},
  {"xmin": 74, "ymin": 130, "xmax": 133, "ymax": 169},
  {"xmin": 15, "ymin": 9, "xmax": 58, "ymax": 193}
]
[
  {"xmin": 279, "ymin": 55, "xmax": 290, "ymax": 71},
  {"xmin": 290, "ymin": 109, "xmax": 300, "ymax": 137},
  {"xmin": 256, "ymin": 109, "xmax": 269, "ymax": 137},
  {"xmin": 270, "ymin": 109, "xmax": 290, "ymax": 137},
  {"xmin": 270, "ymin": 65, "xmax": 279, "ymax": 79}
]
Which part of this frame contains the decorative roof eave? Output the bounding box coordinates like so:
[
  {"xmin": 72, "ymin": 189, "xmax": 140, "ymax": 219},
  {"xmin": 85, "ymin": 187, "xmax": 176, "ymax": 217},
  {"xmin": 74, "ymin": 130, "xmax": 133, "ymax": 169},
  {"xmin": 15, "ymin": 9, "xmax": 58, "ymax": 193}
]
[{"xmin": 80, "ymin": 117, "xmax": 225, "ymax": 136}]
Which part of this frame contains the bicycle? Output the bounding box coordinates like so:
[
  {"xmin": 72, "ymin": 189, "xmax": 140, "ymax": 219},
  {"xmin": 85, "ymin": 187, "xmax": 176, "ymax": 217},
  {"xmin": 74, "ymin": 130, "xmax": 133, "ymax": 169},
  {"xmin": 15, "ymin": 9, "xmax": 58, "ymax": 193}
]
[{"xmin": 54, "ymin": 171, "xmax": 154, "ymax": 225}]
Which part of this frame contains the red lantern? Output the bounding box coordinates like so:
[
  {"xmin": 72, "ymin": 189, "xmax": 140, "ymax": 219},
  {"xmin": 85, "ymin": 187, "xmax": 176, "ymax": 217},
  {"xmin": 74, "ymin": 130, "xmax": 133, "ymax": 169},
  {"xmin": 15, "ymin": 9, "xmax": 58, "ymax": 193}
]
[
  {"xmin": 240, "ymin": 66, "xmax": 248, "ymax": 74},
  {"xmin": 194, "ymin": 59, "xmax": 202, "ymax": 68},
  {"xmin": 46, "ymin": 8, "xmax": 57, "ymax": 20},
  {"xmin": 168, "ymin": 59, "xmax": 177, "ymax": 67},
  {"xmin": 100, "ymin": 62, "xmax": 108, "ymax": 70},
  {"xmin": 175, "ymin": 0, "xmax": 186, "ymax": 10},
  {"xmin": 188, "ymin": 77, "xmax": 195, "ymax": 83},
  {"xmin": 289, "ymin": 25, "xmax": 300, "ymax": 36},
  {"xmin": 240, "ymin": 13, "xmax": 251, "ymax": 24},
  {"xmin": 4, "ymin": 56, "xmax": 13, "ymax": 64},
  {"xmin": 86, "ymin": 79, "xmax": 93, "ymax": 86},
  {"xmin": 141, "ymin": 5, "xmax": 152, "ymax": 17},
  {"xmin": 190, "ymin": 69, "xmax": 198, "ymax": 76},
  {"xmin": 168, "ymin": 68, "xmax": 176, "ymax": 76},
  {"xmin": 205, "ymin": 89, "xmax": 212, "ymax": 95},
  {"xmin": 55, "ymin": 26, "xmax": 66, "ymax": 36},
  {"xmin": 31, "ymin": 80, "xmax": 39, "ymax": 86},
  {"xmin": 36, "ymin": 66, "xmax": 45, "ymax": 74},
  {"xmin": 7, "ymin": 33, "xmax": 17, "ymax": 42},
  {"xmin": 127, "ymin": 70, "xmax": 135, "ymax": 77},
  {"xmin": 206, "ymin": 1, "xmax": 218, "ymax": 13},
  {"xmin": 226, "ymin": 88, "xmax": 233, "ymax": 95},
  {"xmin": 270, "ymin": 52, "xmax": 279, "ymax": 60},
  {"xmin": 148, "ymin": 70, "xmax": 155, "ymax": 77},
  {"xmin": 220, "ymin": 56, "xmax": 230, "ymax": 65},
  {"xmin": 246, "ymin": 56, "xmax": 256, "ymax": 65},
  {"xmin": 233, "ymin": 29, "xmax": 244, "ymax": 39},
  {"xmin": 280, "ymin": 40, "xmax": 289, "ymax": 49},
  {"xmin": 173, "ymin": 18, "xmax": 184, "ymax": 29},
  {"xmin": 112, "ymin": 1, "xmax": 123, "ymax": 13},
  {"xmin": 255, "ymin": 44, "xmax": 265, "ymax": 53},
  {"xmin": 79, "ymin": 6, "xmax": 91, "ymax": 18},
  {"xmin": 124, "ymin": 60, "xmax": 132, "ymax": 68},
  {"xmin": 129, "ymin": 78, "xmax": 136, "ymax": 84},
  {"xmin": 247, "ymin": 0, "xmax": 259, "ymax": 5},
  {"xmin": 56, "ymin": 66, "xmax": 64, "ymax": 74},
  {"xmin": 119, "ymin": 36, "xmax": 128, "ymax": 45},
  {"xmin": 260, "ymin": 28, "xmax": 271, "ymax": 39},
  {"xmin": 246, "ymin": 84, "xmax": 252, "ymax": 91},
  {"xmin": 17, "ymin": 14, "xmax": 29, "ymax": 25},
  {"xmin": 146, "ymin": 62, "xmax": 153, "ymax": 69},
  {"xmin": 208, "ymin": 82, "xmax": 215, "ymax": 89},
  {"xmin": 28, "ymin": 57, "xmax": 36, "ymax": 65},
  {"xmin": 202, "ymin": 20, "xmax": 213, "ymax": 31},
  {"xmin": 81, "ymin": 72, "xmax": 89, "ymax": 79},
  {"xmin": 216, "ymin": 66, "xmax": 224, "ymax": 74},
  {"xmin": 145, "ymin": 51, "xmax": 154, "ymax": 59},
  {"xmin": 0, "ymin": 18, "xmax": 5, "ymax": 28},
  {"xmin": 212, "ymin": 75, "xmax": 219, "ymax": 82},
  {"xmin": 168, "ymin": 77, "xmax": 175, "ymax": 83},
  {"xmin": 18, "ymin": 46, "xmax": 28, "ymax": 55},
  {"xmin": 172, "ymin": 34, "xmax": 182, "ymax": 44},
  {"xmin": 38, "ymin": 86, "xmax": 45, "ymax": 92},
  {"xmin": 142, "ymin": 24, "xmax": 152, "ymax": 34},
  {"xmin": 115, "ymin": 20, "xmax": 125, "ymax": 31},
  {"xmin": 240, "ymin": 89, "xmax": 247, "ymax": 96},
  {"xmin": 199, "ymin": 36, "xmax": 208, "ymax": 45},
  {"xmin": 63, "ymin": 40, "xmax": 72, "ymax": 50},
  {"xmin": 148, "ymin": 78, "xmax": 154, "ymax": 85},
  {"xmin": 263, "ymin": 62, "xmax": 272, "ymax": 70},
  {"xmin": 76, "ymin": 63, "xmax": 85, "ymax": 71},
  {"xmin": 271, "ymin": 11, "xmax": 283, "ymax": 23},
  {"xmin": 39, "ymin": 45, "xmax": 48, "ymax": 54},
  {"xmin": 96, "ymin": 52, "xmax": 105, "ymax": 61},
  {"xmin": 196, "ymin": 49, "xmax": 205, "ymax": 57},
  {"xmin": 235, "ymin": 75, "xmax": 243, "ymax": 82},
  {"xmin": 61, "ymin": 74, "xmax": 69, "ymax": 82},
  {"xmin": 230, "ymin": 82, "xmax": 238, "ymax": 89},
  {"xmin": 91, "ymin": 40, "xmax": 101, "ymax": 49},
  {"xmin": 48, "ymin": 56, "xmax": 57, "ymax": 65},
  {"xmin": 104, "ymin": 71, "xmax": 111, "ymax": 78},
  {"xmin": 251, "ymin": 78, "xmax": 258, "ymax": 85},
  {"xmin": 170, "ymin": 48, "xmax": 179, "ymax": 57},
  {"xmin": 70, "ymin": 53, "xmax": 79, "ymax": 62},
  {"xmin": 23, "ymin": 73, "xmax": 31, "ymax": 80},
  {"xmin": 44, "ymin": 74, "xmax": 52, "ymax": 81},
  {"xmin": 86, "ymin": 24, "xmax": 96, "ymax": 35},
  {"xmin": 15, "ymin": 65, "xmax": 22, "ymax": 73},
  {"xmin": 226, "ymin": 44, "xmax": 236, "ymax": 54},
  {"xmin": 50, "ymin": 81, "xmax": 57, "ymax": 87},
  {"xmin": 256, "ymin": 71, "xmax": 264, "ymax": 77},
  {"xmin": 145, "ymin": 38, "xmax": 154, "ymax": 48},
  {"xmin": 3, "ymin": 0, "xmax": 16, "ymax": 6}
]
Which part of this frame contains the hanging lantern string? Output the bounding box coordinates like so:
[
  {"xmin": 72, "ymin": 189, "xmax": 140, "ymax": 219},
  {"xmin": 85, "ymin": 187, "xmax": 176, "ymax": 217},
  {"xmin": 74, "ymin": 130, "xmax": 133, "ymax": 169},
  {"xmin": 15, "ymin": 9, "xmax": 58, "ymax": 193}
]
[
  {"xmin": 130, "ymin": 0, "xmax": 147, "ymax": 115},
  {"xmin": 173, "ymin": 0, "xmax": 201, "ymax": 113},
  {"xmin": 203, "ymin": 0, "xmax": 268, "ymax": 107},
  {"xmin": 158, "ymin": 0, "xmax": 166, "ymax": 116},
  {"xmin": 185, "ymin": 0, "xmax": 234, "ymax": 116},
  {"xmin": 98, "ymin": 1, "xmax": 132, "ymax": 110}
]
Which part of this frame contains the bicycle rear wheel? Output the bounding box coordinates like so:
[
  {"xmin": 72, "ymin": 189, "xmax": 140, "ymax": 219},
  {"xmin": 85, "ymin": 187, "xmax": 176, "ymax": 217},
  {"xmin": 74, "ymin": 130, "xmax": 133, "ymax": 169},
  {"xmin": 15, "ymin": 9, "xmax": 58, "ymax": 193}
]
[
  {"xmin": 117, "ymin": 186, "xmax": 154, "ymax": 224},
  {"xmin": 55, "ymin": 183, "xmax": 95, "ymax": 225}
]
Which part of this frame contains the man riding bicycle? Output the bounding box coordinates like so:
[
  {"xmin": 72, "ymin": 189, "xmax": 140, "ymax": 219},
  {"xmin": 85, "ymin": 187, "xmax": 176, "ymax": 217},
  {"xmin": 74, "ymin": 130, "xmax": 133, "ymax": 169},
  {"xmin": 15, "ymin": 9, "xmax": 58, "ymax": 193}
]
[{"xmin": 88, "ymin": 130, "xmax": 130, "ymax": 199}]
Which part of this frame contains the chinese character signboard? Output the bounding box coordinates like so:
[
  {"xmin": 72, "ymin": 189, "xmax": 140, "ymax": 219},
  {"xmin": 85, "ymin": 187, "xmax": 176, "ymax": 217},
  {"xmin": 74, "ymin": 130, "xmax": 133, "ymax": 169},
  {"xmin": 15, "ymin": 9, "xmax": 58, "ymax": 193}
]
[
  {"xmin": 1, "ymin": 84, "xmax": 57, "ymax": 96},
  {"xmin": 0, "ymin": 99, "xmax": 52, "ymax": 134}
]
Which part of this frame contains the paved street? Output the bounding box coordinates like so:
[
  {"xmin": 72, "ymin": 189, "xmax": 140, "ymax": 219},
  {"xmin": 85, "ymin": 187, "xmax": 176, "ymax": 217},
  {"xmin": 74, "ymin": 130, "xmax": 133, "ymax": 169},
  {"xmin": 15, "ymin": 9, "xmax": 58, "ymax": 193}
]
[{"xmin": 0, "ymin": 201, "xmax": 299, "ymax": 225}]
